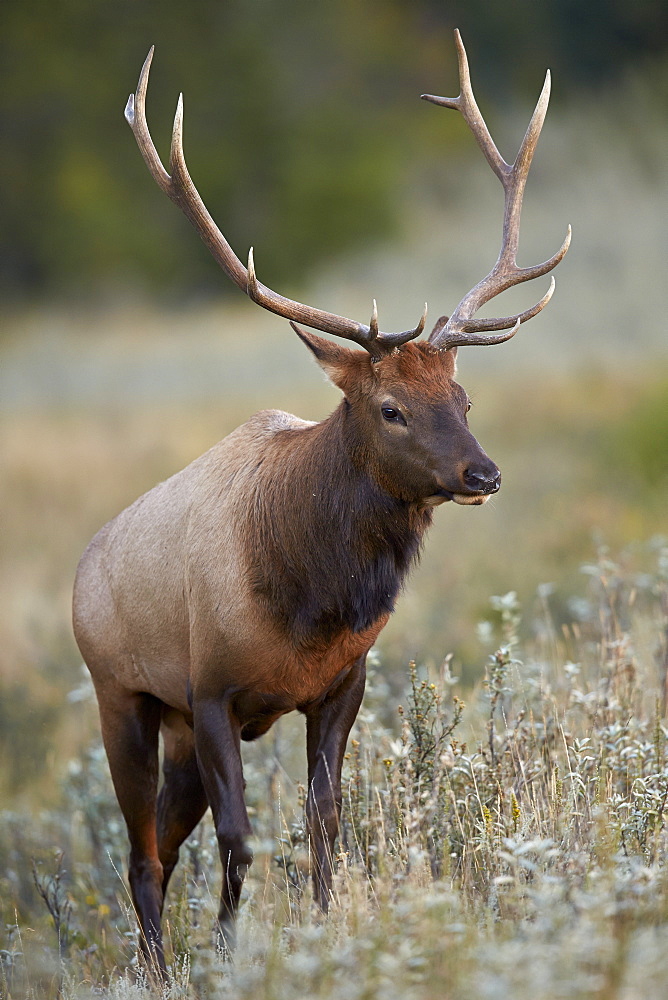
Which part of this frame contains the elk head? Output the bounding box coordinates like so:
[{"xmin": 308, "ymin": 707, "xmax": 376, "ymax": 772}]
[
  {"xmin": 124, "ymin": 29, "xmax": 570, "ymax": 498},
  {"xmin": 295, "ymin": 329, "xmax": 499, "ymax": 506}
]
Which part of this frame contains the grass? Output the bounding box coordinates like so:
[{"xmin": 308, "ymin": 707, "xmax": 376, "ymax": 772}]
[
  {"xmin": 1, "ymin": 543, "xmax": 668, "ymax": 998},
  {"xmin": 1, "ymin": 61, "xmax": 668, "ymax": 995},
  {"xmin": 2, "ymin": 330, "xmax": 668, "ymax": 999}
]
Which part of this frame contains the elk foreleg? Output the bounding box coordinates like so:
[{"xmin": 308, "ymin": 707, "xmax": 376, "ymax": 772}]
[
  {"xmin": 305, "ymin": 656, "xmax": 367, "ymax": 910},
  {"xmin": 192, "ymin": 696, "xmax": 253, "ymax": 954}
]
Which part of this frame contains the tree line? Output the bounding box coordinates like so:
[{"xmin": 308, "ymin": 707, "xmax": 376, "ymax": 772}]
[{"xmin": 1, "ymin": 0, "xmax": 666, "ymax": 303}]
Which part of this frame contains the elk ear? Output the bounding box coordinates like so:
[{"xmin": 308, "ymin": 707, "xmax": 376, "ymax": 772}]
[{"xmin": 290, "ymin": 322, "xmax": 362, "ymax": 389}]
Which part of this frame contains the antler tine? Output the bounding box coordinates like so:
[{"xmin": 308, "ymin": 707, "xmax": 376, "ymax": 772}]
[
  {"xmin": 124, "ymin": 48, "xmax": 171, "ymax": 194},
  {"xmin": 500, "ymin": 69, "xmax": 550, "ymax": 268},
  {"xmin": 424, "ymin": 30, "xmax": 570, "ymax": 351},
  {"xmin": 370, "ymin": 299, "xmax": 379, "ymax": 339},
  {"xmin": 460, "ymin": 275, "xmax": 555, "ymax": 333},
  {"xmin": 422, "ymin": 30, "xmax": 508, "ymax": 183},
  {"xmin": 126, "ymin": 49, "xmax": 427, "ymax": 361}
]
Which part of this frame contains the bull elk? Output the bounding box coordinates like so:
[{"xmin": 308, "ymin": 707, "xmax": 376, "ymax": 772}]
[{"xmin": 72, "ymin": 30, "xmax": 569, "ymax": 973}]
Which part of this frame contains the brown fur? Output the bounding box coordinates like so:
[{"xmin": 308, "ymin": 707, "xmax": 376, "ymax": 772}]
[{"xmin": 72, "ymin": 334, "xmax": 500, "ymax": 972}]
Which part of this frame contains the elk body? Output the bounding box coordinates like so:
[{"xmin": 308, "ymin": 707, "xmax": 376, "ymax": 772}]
[{"xmin": 72, "ymin": 32, "xmax": 569, "ymax": 974}]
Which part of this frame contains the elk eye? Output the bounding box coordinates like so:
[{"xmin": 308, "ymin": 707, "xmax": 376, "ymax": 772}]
[
  {"xmin": 381, "ymin": 405, "xmax": 400, "ymax": 422},
  {"xmin": 466, "ymin": 399, "xmax": 472, "ymax": 412}
]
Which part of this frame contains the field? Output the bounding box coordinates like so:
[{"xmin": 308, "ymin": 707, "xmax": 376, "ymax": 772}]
[
  {"xmin": 2, "ymin": 72, "xmax": 668, "ymax": 998},
  {"xmin": 2, "ymin": 525, "xmax": 668, "ymax": 999},
  {"xmin": 3, "ymin": 318, "xmax": 668, "ymax": 998}
]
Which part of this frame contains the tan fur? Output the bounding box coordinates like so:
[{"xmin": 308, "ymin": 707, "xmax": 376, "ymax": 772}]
[
  {"xmin": 73, "ymin": 345, "xmax": 467, "ymax": 716},
  {"xmin": 73, "ymin": 404, "xmax": 393, "ymax": 715},
  {"xmin": 76, "ymin": 411, "xmax": 323, "ymax": 708}
]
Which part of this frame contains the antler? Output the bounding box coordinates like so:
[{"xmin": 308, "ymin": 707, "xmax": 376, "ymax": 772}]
[
  {"xmin": 423, "ymin": 30, "xmax": 571, "ymax": 351},
  {"xmin": 124, "ymin": 48, "xmax": 426, "ymax": 361}
]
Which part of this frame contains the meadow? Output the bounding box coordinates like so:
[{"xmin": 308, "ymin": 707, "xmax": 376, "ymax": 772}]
[
  {"xmin": 2, "ymin": 64, "xmax": 668, "ymax": 998},
  {"xmin": 2, "ymin": 528, "xmax": 668, "ymax": 999}
]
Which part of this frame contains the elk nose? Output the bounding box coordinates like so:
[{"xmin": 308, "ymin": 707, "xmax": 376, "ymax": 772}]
[{"xmin": 463, "ymin": 467, "xmax": 501, "ymax": 494}]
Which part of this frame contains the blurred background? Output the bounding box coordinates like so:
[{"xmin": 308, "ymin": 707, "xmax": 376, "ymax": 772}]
[{"xmin": 2, "ymin": 0, "xmax": 668, "ymax": 803}]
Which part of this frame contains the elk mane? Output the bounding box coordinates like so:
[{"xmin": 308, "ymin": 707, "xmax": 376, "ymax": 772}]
[{"xmin": 246, "ymin": 402, "xmax": 432, "ymax": 649}]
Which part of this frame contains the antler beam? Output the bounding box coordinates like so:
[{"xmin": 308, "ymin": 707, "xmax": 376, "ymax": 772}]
[
  {"xmin": 423, "ymin": 30, "xmax": 570, "ymax": 351},
  {"xmin": 125, "ymin": 48, "xmax": 426, "ymax": 361}
]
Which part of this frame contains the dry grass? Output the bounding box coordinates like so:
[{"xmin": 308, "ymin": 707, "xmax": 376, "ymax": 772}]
[
  {"xmin": 2, "ymin": 349, "xmax": 668, "ymax": 998},
  {"xmin": 2, "ymin": 547, "xmax": 668, "ymax": 999}
]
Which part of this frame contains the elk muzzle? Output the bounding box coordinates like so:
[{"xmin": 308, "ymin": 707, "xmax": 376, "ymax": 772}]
[
  {"xmin": 463, "ymin": 464, "xmax": 501, "ymax": 495},
  {"xmin": 427, "ymin": 454, "xmax": 501, "ymax": 506}
]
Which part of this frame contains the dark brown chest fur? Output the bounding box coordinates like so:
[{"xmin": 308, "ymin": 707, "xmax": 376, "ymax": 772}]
[{"xmin": 246, "ymin": 408, "xmax": 432, "ymax": 650}]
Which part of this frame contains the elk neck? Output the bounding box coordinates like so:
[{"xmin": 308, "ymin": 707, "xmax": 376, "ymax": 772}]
[{"xmin": 246, "ymin": 399, "xmax": 433, "ymax": 649}]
